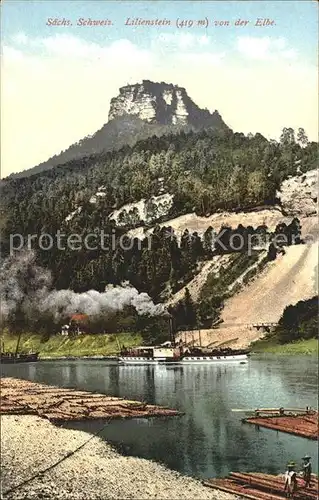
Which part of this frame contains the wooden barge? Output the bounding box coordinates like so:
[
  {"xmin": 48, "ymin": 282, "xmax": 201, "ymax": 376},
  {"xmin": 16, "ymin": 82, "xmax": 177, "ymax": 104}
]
[
  {"xmin": 204, "ymin": 472, "xmax": 319, "ymax": 500},
  {"xmin": 241, "ymin": 408, "xmax": 318, "ymax": 440},
  {"xmin": 0, "ymin": 352, "xmax": 39, "ymax": 363},
  {"xmin": 0, "ymin": 377, "xmax": 182, "ymax": 422},
  {"xmin": 1, "ymin": 334, "xmax": 39, "ymax": 363}
]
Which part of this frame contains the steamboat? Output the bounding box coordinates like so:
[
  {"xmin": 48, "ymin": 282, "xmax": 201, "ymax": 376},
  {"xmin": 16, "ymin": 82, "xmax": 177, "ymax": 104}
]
[
  {"xmin": 119, "ymin": 343, "xmax": 249, "ymax": 365},
  {"xmin": 119, "ymin": 313, "xmax": 249, "ymax": 365}
]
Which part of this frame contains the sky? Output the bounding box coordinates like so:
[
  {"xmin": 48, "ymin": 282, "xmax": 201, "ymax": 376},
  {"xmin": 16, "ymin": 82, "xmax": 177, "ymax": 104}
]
[{"xmin": 1, "ymin": 0, "xmax": 318, "ymax": 177}]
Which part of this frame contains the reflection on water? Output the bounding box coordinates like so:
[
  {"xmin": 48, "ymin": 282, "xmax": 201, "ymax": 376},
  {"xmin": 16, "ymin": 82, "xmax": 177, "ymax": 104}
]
[{"xmin": 1, "ymin": 355, "xmax": 318, "ymax": 479}]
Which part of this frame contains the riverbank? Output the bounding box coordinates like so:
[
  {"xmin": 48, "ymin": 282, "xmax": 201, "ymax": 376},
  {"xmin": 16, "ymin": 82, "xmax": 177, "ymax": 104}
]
[
  {"xmin": 251, "ymin": 337, "xmax": 318, "ymax": 355},
  {"xmin": 1, "ymin": 415, "xmax": 235, "ymax": 500},
  {"xmin": 2, "ymin": 331, "xmax": 317, "ymax": 359},
  {"xmin": 1, "ymin": 331, "xmax": 142, "ymax": 358}
]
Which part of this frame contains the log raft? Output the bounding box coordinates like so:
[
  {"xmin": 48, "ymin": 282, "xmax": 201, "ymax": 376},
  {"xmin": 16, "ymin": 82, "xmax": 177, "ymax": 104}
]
[
  {"xmin": 0, "ymin": 377, "xmax": 183, "ymax": 422},
  {"xmin": 204, "ymin": 472, "xmax": 319, "ymax": 500},
  {"xmin": 241, "ymin": 408, "xmax": 318, "ymax": 440}
]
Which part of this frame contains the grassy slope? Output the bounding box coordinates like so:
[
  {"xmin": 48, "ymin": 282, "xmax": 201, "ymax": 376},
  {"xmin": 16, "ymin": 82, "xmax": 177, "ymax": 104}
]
[
  {"xmin": 2, "ymin": 331, "xmax": 317, "ymax": 357},
  {"xmin": 251, "ymin": 336, "xmax": 318, "ymax": 355},
  {"xmin": 0, "ymin": 331, "xmax": 142, "ymax": 358}
]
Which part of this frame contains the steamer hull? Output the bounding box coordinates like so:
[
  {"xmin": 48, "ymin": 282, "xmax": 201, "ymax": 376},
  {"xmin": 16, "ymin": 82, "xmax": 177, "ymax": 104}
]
[
  {"xmin": 119, "ymin": 345, "xmax": 249, "ymax": 365},
  {"xmin": 180, "ymin": 354, "xmax": 248, "ymax": 364},
  {"xmin": 119, "ymin": 357, "xmax": 168, "ymax": 365}
]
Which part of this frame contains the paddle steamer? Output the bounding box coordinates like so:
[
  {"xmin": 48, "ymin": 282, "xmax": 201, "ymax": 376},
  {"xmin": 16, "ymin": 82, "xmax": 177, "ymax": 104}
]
[{"xmin": 119, "ymin": 343, "xmax": 249, "ymax": 365}]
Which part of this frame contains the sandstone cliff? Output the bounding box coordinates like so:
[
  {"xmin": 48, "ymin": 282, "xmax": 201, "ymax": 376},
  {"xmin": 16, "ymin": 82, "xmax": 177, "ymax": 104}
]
[
  {"xmin": 108, "ymin": 80, "xmax": 226, "ymax": 128},
  {"xmin": 277, "ymin": 168, "xmax": 318, "ymax": 216}
]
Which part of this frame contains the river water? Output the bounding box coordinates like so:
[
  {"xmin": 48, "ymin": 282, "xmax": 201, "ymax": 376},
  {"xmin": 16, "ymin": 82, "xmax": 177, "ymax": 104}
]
[{"xmin": 2, "ymin": 355, "xmax": 318, "ymax": 479}]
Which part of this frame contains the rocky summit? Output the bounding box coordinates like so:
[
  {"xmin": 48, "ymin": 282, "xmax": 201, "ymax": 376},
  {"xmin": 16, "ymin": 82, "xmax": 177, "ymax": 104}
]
[
  {"xmin": 8, "ymin": 80, "xmax": 228, "ymax": 179},
  {"xmin": 108, "ymin": 80, "xmax": 226, "ymax": 128}
]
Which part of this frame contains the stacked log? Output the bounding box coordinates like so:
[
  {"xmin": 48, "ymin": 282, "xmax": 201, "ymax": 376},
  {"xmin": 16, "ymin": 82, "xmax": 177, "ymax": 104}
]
[
  {"xmin": 204, "ymin": 472, "xmax": 318, "ymax": 500},
  {"xmin": 0, "ymin": 377, "xmax": 182, "ymax": 422},
  {"xmin": 244, "ymin": 413, "xmax": 318, "ymax": 440}
]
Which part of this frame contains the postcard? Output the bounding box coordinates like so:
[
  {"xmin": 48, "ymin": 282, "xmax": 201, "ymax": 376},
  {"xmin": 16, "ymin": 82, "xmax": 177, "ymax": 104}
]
[{"xmin": 1, "ymin": 1, "xmax": 318, "ymax": 499}]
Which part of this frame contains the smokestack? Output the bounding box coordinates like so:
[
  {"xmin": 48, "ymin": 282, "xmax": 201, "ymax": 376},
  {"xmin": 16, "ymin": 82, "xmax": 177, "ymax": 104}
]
[
  {"xmin": 163, "ymin": 311, "xmax": 175, "ymax": 344},
  {"xmin": 198, "ymin": 329, "xmax": 202, "ymax": 347}
]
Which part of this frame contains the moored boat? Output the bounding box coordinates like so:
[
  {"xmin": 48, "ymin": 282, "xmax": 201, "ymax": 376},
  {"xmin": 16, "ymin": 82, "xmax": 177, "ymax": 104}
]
[
  {"xmin": 1, "ymin": 334, "xmax": 39, "ymax": 364},
  {"xmin": 119, "ymin": 343, "xmax": 249, "ymax": 365},
  {"xmin": 0, "ymin": 352, "xmax": 39, "ymax": 364}
]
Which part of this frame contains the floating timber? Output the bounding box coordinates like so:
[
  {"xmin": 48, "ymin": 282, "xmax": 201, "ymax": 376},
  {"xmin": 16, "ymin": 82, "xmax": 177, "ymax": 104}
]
[
  {"xmin": 204, "ymin": 472, "xmax": 319, "ymax": 500},
  {"xmin": 241, "ymin": 408, "xmax": 318, "ymax": 440},
  {"xmin": 0, "ymin": 377, "xmax": 182, "ymax": 422}
]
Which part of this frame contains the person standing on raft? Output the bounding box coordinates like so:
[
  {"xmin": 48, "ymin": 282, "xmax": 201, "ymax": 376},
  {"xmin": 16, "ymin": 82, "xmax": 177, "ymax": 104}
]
[
  {"xmin": 284, "ymin": 461, "xmax": 298, "ymax": 498},
  {"xmin": 302, "ymin": 455, "xmax": 312, "ymax": 488}
]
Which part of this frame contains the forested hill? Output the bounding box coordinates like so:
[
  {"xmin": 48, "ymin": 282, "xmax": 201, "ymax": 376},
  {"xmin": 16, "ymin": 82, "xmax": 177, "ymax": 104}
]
[
  {"xmin": 0, "ymin": 124, "xmax": 317, "ymax": 335},
  {"xmin": 6, "ymin": 115, "xmax": 195, "ymax": 180},
  {"xmin": 1, "ymin": 126, "xmax": 316, "ymax": 233},
  {"xmin": 275, "ymin": 296, "xmax": 318, "ymax": 344}
]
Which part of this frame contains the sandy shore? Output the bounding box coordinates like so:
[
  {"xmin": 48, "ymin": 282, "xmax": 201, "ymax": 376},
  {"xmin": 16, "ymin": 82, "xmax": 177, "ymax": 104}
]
[{"xmin": 1, "ymin": 415, "xmax": 237, "ymax": 500}]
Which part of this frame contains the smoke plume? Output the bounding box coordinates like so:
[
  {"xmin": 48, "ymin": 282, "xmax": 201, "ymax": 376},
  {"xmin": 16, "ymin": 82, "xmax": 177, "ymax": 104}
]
[{"xmin": 0, "ymin": 251, "xmax": 164, "ymax": 325}]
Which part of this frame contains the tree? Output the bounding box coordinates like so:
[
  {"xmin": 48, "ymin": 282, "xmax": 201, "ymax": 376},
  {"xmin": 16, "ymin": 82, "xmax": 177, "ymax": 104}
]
[
  {"xmin": 229, "ymin": 166, "xmax": 248, "ymax": 208},
  {"xmin": 215, "ymin": 225, "xmax": 232, "ymax": 254},
  {"xmin": 180, "ymin": 229, "xmax": 194, "ymax": 276},
  {"xmin": 280, "ymin": 127, "xmax": 295, "ymax": 146},
  {"xmin": 203, "ymin": 226, "xmax": 214, "ymax": 257},
  {"xmin": 274, "ymin": 222, "xmax": 288, "ymax": 247},
  {"xmin": 183, "ymin": 288, "xmax": 197, "ymax": 329},
  {"xmin": 246, "ymin": 171, "xmax": 266, "ymax": 205},
  {"xmin": 190, "ymin": 232, "xmax": 204, "ymax": 261},
  {"xmin": 297, "ymin": 128, "xmax": 308, "ymax": 147},
  {"xmin": 145, "ymin": 198, "xmax": 158, "ymax": 223},
  {"xmin": 276, "ymin": 297, "xmax": 318, "ymax": 344},
  {"xmin": 267, "ymin": 243, "xmax": 277, "ymax": 261},
  {"xmin": 288, "ymin": 217, "xmax": 302, "ymax": 245}
]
